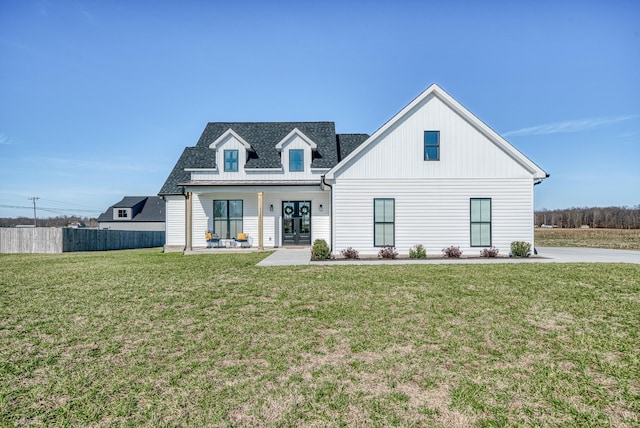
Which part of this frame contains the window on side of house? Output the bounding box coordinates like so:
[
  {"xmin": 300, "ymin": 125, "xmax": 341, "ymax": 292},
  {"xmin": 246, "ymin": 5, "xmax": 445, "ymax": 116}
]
[
  {"xmin": 424, "ymin": 131, "xmax": 440, "ymax": 161},
  {"xmin": 374, "ymin": 198, "xmax": 395, "ymax": 247},
  {"xmin": 213, "ymin": 200, "xmax": 243, "ymax": 239},
  {"xmin": 289, "ymin": 149, "xmax": 304, "ymax": 172},
  {"xmin": 470, "ymin": 198, "xmax": 491, "ymax": 247},
  {"xmin": 117, "ymin": 209, "xmax": 128, "ymax": 218},
  {"xmin": 224, "ymin": 149, "xmax": 239, "ymax": 172}
]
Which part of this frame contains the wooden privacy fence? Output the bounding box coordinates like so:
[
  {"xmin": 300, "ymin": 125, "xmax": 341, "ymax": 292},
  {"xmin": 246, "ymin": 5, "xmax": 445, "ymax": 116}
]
[{"xmin": 0, "ymin": 228, "xmax": 165, "ymax": 253}]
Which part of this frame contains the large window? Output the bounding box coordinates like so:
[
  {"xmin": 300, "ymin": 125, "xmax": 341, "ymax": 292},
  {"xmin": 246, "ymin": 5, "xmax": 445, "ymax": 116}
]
[
  {"xmin": 374, "ymin": 198, "xmax": 395, "ymax": 247},
  {"xmin": 424, "ymin": 131, "xmax": 440, "ymax": 161},
  {"xmin": 289, "ymin": 149, "xmax": 304, "ymax": 171},
  {"xmin": 470, "ymin": 198, "xmax": 491, "ymax": 247},
  {"xmin": 224, "ymin": 149, "xmax": 239, "ymax": 172},
  {"xmin": 213, "ymin": 200, "xmax": 243, "ymax": 239}
]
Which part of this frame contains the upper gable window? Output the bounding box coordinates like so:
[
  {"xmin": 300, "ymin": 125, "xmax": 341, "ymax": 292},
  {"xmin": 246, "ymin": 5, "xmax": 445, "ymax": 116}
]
[
  {"xmin": 117, "ymin": 209, "xmax": 128, "ymax": 218},
  {"xmin": 224, "ymin": 149, "xmax": 239, "ymax": 172},
  {"xmin": 289, "ymin": 149, "xmax": 304, "ymax": 172},
  {"xmin": 424, "ymin": 131, "xmax": 440, "ymax": 161}
]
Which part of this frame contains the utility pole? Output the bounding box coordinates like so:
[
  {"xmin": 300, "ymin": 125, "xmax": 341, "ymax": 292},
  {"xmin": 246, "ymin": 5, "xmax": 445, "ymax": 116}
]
[{"xmin": 28, "ymin": 196, "xmax": 39, "ymax": 227}]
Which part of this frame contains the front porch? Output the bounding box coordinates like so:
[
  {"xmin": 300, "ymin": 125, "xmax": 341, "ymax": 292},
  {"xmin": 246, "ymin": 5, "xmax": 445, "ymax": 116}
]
[{"xmin": 182, "ymin": 185, "xmax": 330, "ymax": 251}]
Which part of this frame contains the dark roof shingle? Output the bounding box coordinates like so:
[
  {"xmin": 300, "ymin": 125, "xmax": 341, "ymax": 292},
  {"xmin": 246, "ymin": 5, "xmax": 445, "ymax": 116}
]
[{"xmin": 159, "ymin": 122, "xmax": 369, "ymax": 195}]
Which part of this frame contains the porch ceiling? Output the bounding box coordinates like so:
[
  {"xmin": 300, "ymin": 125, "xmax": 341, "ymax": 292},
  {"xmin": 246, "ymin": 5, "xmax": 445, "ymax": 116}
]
[{"xmin": 178, "ymin": 180, "xmax": 322, "ymax": 186}]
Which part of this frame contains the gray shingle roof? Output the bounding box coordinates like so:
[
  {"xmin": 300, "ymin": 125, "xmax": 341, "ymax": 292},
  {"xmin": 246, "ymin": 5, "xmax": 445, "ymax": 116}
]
[
  {"xmin": 159, "ymin": 122, "xmax": 369, "ymax": 195},
  {"xmin": 97, "ymin": 196, "xmax": 165, "ymax": 222}
]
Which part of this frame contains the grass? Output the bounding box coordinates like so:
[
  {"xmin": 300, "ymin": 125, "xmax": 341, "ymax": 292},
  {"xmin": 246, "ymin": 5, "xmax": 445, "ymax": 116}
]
[
  {"xmin": 1, "ymin": 249, "xmax": 639, "ymax": 427},
  {"xmin": 535, "ymin": 228, "xmax": 640, "ymax": 250}
]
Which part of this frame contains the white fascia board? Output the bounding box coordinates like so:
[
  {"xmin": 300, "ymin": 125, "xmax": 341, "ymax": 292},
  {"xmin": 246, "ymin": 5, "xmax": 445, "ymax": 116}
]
[
  {"xmin": 311, "ymin": 168, "xmax": 330, "ymax": 172},
  {"xmin": 208, "ymin": 128, "xmax": 252, "ymax": 150},
  {"xmin": 325, "ymin": 83, "xmax": 548, "ymax": 181},
  {"xmin": 245, "ymin": 168, "xmax": 284, "ymax": 173},
  {"xmin": 275, "ymin": 128, "xmax": 318, "ymax": 151},
  {"xmin": 184, "ymin": 168, "xmax": 217, "ymax": 172}
]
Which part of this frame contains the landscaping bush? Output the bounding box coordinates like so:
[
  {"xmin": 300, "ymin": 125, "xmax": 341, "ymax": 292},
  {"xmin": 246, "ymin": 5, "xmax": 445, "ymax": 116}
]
[
  {"xmin": 378, "ymin": 246, "xmax": 398, "ymax": 259},
  {"xmin": 510, "ymin": 241, "xmax": 532, "ymax": 257},
  {"xmin": 409, "ymin": 244, "xmax": 427, "ymax": 259},
  {"xmin": 480, "ymin": 247, "xmax": 500, "ymax": 258},
  {"xmin": 340, "ymin": 247, "xmax": 360, "ymax": 259},
  {"xmin": 311, "ymin": 239, "xmax": 330, "ymax": 260},
  {"xmin": 442, "ymin": 246, "xmax": 462, "ymax": 258}
]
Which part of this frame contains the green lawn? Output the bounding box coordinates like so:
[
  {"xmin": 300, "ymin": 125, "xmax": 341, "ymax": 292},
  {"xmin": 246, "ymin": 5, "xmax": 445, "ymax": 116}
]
[{"xmin": 1, "ymin": 249, "xmax": 639, "ymax": 427}]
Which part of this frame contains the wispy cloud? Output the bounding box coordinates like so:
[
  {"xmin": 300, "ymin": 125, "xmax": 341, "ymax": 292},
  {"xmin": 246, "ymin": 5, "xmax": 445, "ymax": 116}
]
[
  {"xmin": 503, "ymin": 115, "xmax": 640, "ymax": 137},
  {"xmin": 0, "ymin": 133, "xmax": 12, "ymax": 145},
  {"xmin": 29, "ymin": 156, "xmax": 163, "ymax": 172}
]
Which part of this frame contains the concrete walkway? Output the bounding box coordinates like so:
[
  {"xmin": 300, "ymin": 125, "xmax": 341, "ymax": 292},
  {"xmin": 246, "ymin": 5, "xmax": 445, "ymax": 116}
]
[
  {"xmin": 256, "ymin": 247, "xmax": 311, "ymax": 266},
  {"xmin": 256, "ymin": 246, "xmax": 640, "ymax": 266}
]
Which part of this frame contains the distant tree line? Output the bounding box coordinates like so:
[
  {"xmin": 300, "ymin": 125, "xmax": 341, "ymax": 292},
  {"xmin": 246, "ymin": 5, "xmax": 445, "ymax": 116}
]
[
  {"xmin": 535, "ymin": 206, "xmax": 640, "ymax": 229},
  {"xmin": 0, "ymin": 216, "xmax": 98, "ymax": 228}
]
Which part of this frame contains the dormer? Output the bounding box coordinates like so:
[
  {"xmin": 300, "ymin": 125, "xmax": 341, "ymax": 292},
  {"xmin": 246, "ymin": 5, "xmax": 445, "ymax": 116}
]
[
  {"xmin": 275, "ymin": 128, "xmax": 317, "ymax": 173},
  {"xmin": 209, "ymin": 129, "xmax": 253, "ymax": 172}
]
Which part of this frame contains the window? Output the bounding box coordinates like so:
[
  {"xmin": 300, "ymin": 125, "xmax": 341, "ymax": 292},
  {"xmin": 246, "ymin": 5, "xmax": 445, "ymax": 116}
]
[
  {"xmin": 224, "ymin": 150, "xmax": 238, "ymax": 172},
  {"xmin": 117, "ymin": 209, "xmax": 128, "ymax": 218},
  {"xmin": 374, "ymin": 198, "xmax": 394, "ymax": 247},
  {"xmin": 424, "ymin": 131, "xmax": 440, "ymax": 161},
  {"xmin": 470, "ymin": 198, "xmax": 491, "ymax": 247},
  {"xmin": 289, "ymin": 149, "xmax": 304, "ymax": 171},
  {"xmin": 213, "ymin": 200, "xmax": 243, "ymax": 239}
]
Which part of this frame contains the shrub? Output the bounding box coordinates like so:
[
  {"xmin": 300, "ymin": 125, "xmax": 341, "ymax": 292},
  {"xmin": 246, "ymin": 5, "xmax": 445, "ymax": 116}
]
[
  {"xmin": 409, "ymin": 244, "xmax": 427, "ymax": 259},
  {"xmin": 442, "ymin": 246, "xmax": 462, "ymax": 258},
  {"xmin": 378, "ymin": 246, "xmax": 398, "ymax": 259},
  {"xmin": 510, "ymin": 241, "xmax": 532, "ymax": 257},
  {"xmin": 480, "ymin": 247, "xmax": 500, "ymax": 258},
  {"xmin": 311, "ymin": 239, "xmax": 330, "ymax": 260},
  {"xmin": 340, "ymin": 247, "xmax": 360, "ymax": 259}
]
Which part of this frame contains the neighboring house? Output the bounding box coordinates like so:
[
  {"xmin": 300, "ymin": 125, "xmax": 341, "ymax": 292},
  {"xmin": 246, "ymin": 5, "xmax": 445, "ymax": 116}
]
[
  {"xmin": 159, "ymin": 84, "xmax": 548, "ymax": 255},
  {"xmin": 98, "ymin": 196, "xmax": 166, "ymax": 231}
]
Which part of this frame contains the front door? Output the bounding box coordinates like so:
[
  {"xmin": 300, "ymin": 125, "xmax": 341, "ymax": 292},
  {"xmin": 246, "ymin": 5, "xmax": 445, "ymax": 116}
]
[{"xmin": 282, "ymin": 201, "xmax": 311, "ymax": 246}]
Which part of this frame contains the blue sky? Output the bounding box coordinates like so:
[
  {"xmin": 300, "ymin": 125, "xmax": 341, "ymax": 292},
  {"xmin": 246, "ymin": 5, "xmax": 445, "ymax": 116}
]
[{"xmin": 1, "ymin": 0, "xmax": 639, "ymax": 218}]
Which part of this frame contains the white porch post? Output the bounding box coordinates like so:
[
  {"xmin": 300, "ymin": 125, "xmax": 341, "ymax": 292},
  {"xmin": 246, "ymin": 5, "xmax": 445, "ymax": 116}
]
[{"xmin": 258, "ymin": 191, "xmax": 264, "ymax": 250}]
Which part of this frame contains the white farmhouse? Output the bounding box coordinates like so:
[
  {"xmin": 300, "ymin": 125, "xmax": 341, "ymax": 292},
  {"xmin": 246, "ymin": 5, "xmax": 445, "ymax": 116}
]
[{"xmin": 159, "ymin": 84, "xmax": 548, "ymax": 256}]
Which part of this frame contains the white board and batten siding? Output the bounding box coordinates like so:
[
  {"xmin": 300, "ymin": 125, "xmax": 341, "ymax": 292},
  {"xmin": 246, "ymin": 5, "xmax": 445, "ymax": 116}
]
[
  {"xmin": 189, "ymin": 185, "xmax": 330, "ymax": 248},
  {"xmin": 329, "ymin": 87, "xmax": 543, "ymax": 256},
  {"xmin": 164, "ymin": 195, "xmax": 186, "ymax": 250}
]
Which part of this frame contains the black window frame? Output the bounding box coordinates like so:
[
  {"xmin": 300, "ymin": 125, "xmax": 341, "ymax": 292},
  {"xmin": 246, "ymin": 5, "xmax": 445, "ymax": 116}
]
[
  {"xmin": 224, "ymin": 149, "xmax": 239, "ymax": 172},
  {"xmin": 289, "ymin": 149, "xmax": 304, "ymax": 172},
  {"xmin": 373, "ymin": 198, "xmax": 395, "ymax": 247},
  {"xmin": 470, "ymin": 198, "xmax": 492, "ymax": 247},
  {"xmin": 213, "ymin": 199, "xmax": 243, "ymax": 239},
  {"xmin": 117, "ymin": 209, "xmax": 128, "ymax": 218},
  {"xmin": 424, "ymin": 130, "xmax": 440, "ymax": 161}
]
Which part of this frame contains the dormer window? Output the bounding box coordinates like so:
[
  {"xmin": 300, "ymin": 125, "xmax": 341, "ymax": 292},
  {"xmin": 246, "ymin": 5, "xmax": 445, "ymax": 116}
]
[
  {"xmin": 289, "ymin": 149, "xmax": 304, "ymax": 171},
  {"xmin": 117, "ymin": 209, "xmax": 128, "ymax": 218},
  {"xmin": 224, "ymin": 150, "xmax": 239, "ymax": 172}
]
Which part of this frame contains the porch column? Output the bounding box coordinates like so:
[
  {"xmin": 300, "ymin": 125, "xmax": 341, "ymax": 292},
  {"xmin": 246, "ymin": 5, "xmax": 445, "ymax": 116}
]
[
  {"xmin": 258, "ymin": 191, "xmax": 264, "ymax": 250},
  {"xmin": 185, "ymin": 192, "xmax": 192, "ymax": 251}
]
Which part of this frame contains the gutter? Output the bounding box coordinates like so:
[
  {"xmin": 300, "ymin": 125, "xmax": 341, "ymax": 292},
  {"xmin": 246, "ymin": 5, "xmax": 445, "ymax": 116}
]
[
  {"xmin": 534, "ymin": 173, "xmax": 550, "ymax": 186},
  {"xmin": 321, "ymin": 176, "xmax": 334, "ymax": 254}
]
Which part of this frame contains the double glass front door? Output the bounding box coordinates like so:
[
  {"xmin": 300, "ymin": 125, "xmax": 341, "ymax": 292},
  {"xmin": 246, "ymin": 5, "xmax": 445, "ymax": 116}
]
[{"xmin": 282, "ymin": 201, "xmax": 311, "ymax": 246}]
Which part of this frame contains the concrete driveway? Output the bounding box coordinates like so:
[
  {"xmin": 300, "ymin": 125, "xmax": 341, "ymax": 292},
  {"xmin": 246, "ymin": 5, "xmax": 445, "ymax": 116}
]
[{"xmin": 535, "ymin": 247, "xmax": 640, "ymax": 264}]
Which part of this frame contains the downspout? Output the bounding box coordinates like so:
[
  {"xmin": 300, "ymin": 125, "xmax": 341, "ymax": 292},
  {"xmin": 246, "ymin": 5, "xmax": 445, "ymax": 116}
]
[
  {"xmin": 181, "ymin": 186, "xmax": 192, "ymax": 253},
  {"xmin": 321, "ymin": 176, "xmax": 333, "ymax": 254}
]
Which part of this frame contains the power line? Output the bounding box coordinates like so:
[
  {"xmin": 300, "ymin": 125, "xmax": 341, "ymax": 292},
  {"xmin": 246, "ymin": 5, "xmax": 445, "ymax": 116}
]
[{"xmin": 0, "ymin": 204, "xmax": 101, "ymax": 213}]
